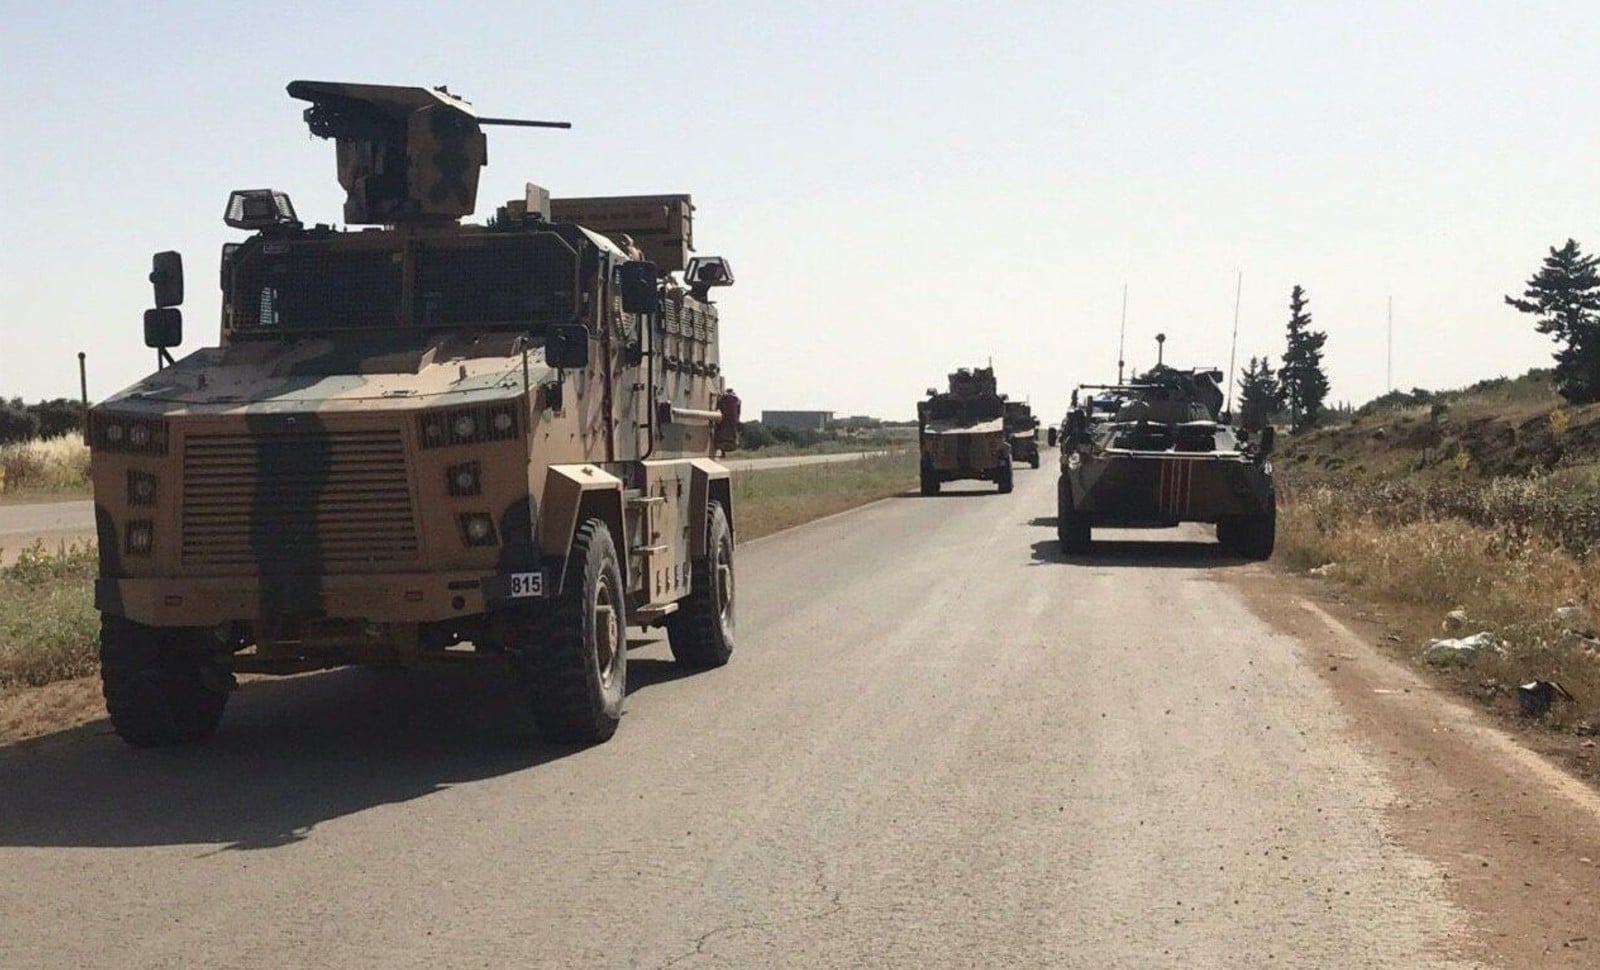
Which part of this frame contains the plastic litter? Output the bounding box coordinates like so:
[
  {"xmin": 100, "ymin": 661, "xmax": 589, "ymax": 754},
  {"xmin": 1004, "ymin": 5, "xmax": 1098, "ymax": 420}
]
[{"xmin": 1423, "ymin": 632, "xmax": 1501, "ymax": 667}]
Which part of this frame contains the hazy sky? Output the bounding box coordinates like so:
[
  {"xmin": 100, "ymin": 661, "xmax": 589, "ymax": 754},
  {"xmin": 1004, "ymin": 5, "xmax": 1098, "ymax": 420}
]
[{"xmin": 4, "ymin": 2, "xmax": 1597, "ymax": 421}]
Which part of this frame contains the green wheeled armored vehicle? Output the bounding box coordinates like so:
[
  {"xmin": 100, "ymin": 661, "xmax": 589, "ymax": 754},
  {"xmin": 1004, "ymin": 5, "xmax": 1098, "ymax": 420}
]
[
  {"xmin": 918, "ymin": 366, "xmax": 1013, "ymax": 495},
  {"xmin": 1005, "ymin": 401, "xmax": 1041, "ymax": 469},
  {"xmin": 1056, "ymin": 363, "xmax": 1276, "ymax": 558},
  {"xmin": 88, "ymin": 81, "xmax": 741, "ymax": 747}
]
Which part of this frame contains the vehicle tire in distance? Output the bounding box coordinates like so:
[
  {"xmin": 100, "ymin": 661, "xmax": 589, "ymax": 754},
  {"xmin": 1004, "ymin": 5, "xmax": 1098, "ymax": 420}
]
[
  {"xmin": 1029, "ymin": 453, "xmax": 1041, "ymax": 470},
  {"xmin": 920, "ymin": 461, "xmax": 940, "ymax": 496},
  {"xmin": 997, "ymin": 461, "xmax": 1014, "ymax": 494},
  {"xmin": 525, "ymin": 517, "xmax": 627, "ymax": 744},
  {"xmin": 667, "ymin": 502, "xmax": 736, "ymax": 669},
  {"xmin": 100, "ymin": 614, "xmax": 233, "ymax": 747}
]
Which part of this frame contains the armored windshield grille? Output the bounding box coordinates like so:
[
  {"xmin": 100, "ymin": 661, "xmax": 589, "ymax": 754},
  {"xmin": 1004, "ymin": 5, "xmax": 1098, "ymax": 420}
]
[
  {"xmin": 181, "ymin": 429, "xmax": 419, "ymax": 571},
  {"xmin": 235, "ymin": 248, "xmax": 402, "ymax": 329},
  {"xmin": 415, "ymin": 235, "xmax": 579, "ymax": 326}
]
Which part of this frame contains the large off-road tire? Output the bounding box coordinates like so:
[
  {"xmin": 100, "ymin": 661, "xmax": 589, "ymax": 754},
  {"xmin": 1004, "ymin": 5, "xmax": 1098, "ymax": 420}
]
[
  {"xmin": 996, "ymin": 461, "xmax": 1014, "ymax": 494},
  {"xmin": 1219, "ymin": 510, "xmax": 1276, "ymax": 560},
  {"xmin": 524, "ymin": 518, "xmax": 627, "ymax": 744},
  {"xmin": 100, "ymin": 615, "xmax": 233, "ymax": 747},
  {"xmin": 919, "ymin": 461, "xmax": 940, "ymax": 496},
  {"xmin": 1056, "ymin": 475, "xmax": 1091, "ymax": 554},
  {"xmin": 666, "ymin": 502, "xmax": 736, "ymax": 669}
]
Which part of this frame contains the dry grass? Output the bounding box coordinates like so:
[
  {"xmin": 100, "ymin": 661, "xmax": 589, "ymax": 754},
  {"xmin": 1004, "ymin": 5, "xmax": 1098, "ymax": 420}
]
[
  {"xmin": 0, "ymin": 434, "xmax": 91, "ymax": 499},
  {"xmin": 0, "ymin": 540, "xmax": 100, "ymax": 690},
  {"xmin": 1278, "ymin": 488, "xmax": 1600, "ymax": 729},
  {"xmin": 733, "ymin": 450, "xmax": 916, "ymax": 541}
]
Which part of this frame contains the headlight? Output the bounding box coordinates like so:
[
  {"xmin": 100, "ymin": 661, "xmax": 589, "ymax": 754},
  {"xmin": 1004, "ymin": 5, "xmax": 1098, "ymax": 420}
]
[
  {"xmin": 448, "ymin": 461, "xmax": 482, "ymax": 497},
  {"xmin": 104, "ymin": 423, "xmax": 125, "ymax": 444},
  {"xmin": 417, "ymin": 403, "xmax": 520, "ymax": 449},
  {"xmin": 1067, "ymin": 451, "xmax": 1082, "ymax": 470},
  {"xmin": 127, "ymin": 470, "xmax": 157, "ymax": 506},
  {"xmin": 1262, "ymin": 460, "xmax": 1273, "ymax": 476},
  {"xmin": 128, "ymin": 424, "xmax": 150, "ymax": 447},
  {"xmin": 492, "ymin": 410, "xmax": 515, "ymax": 434},
  {"xmin": 126, "ymin": 520, "xmax": 154, "ymax": 555},
  {"xmin": 93, "ymin": 414, "xmax": 167, "ymax": 454},
  {"xmin": 452, "ymin": 413, "xmax": 478, "ymax": 440},
  {"xmin": 459, "ymin": 512, "xmax": 498, "ymax": 546}
]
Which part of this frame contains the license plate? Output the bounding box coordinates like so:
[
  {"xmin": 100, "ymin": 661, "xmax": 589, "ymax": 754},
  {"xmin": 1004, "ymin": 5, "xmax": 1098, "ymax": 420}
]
[{"xmin": 508, "ymin": 571, "xmax": 544, "ymax": 598}]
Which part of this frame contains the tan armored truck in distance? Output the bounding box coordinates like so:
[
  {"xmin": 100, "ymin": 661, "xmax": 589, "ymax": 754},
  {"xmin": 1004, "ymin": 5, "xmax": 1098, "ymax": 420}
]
[
  {"xmin": 1004, "ymin": 401, "xmax": 1041, "ymax": 469},
  {"xmin": 90, "ymin": 81, "xmax": 739, "ymax": 746},
  {"xmin": 917, "ymin": 366, "xmax": 1013, "ymax": 495}
]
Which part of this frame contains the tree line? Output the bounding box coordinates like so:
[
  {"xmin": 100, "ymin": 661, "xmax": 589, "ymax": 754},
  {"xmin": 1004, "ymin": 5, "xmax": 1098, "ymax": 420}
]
[
  {"xmin": 0, "ymin": 398, "xmax": 84, "ymax": 446},
  {"xmin": 1236, "ymin": 284, "xmax": 1330, "ymax": 434}
]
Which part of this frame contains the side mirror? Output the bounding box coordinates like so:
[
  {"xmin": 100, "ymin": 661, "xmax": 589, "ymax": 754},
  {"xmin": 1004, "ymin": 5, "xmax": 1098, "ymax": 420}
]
[
  {"xmin": 1258, "ymin": 426, "xmax": 1276, "ymax": 457},
  {"xmin": 619, "ymin": 261, "xmax": 659, "ymax": 315},
  {"xmin": 544, "ymin": 323, "xmax": 590, "ymax": 370},
  {"xmin": 150, "ymin": 251, "xmax": 184, "ymax": 308},
  {"xmin": 143, "ymin": 308, "xmax": 183, "ymax": 349}
]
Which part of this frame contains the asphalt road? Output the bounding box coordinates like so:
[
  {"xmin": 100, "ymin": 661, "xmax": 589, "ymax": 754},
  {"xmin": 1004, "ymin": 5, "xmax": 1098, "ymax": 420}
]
[
  {"xmin": 0, "ymin": 452, "xmax": 886, "ymax": 558},
  {"xmin": 0, "ymin": 465, "xmax": 1488, "ymax": 968}
]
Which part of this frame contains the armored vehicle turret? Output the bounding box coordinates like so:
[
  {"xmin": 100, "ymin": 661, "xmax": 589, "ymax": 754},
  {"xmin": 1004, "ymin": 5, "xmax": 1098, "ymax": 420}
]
[
  {"xmin": 917, "ymin": 366, "xmax": 1013, "ymax": 495},
  {"xmin": 1056, "ymin": 355, "xmax": 1276, "ymax": 557},
  {"xmin": 89, "ymin": 82, "xmax": 739, "ymax": 747}
]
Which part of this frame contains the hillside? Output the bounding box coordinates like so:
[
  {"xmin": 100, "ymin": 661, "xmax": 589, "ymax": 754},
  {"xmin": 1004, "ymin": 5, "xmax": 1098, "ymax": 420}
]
[{"xmin": 1278, "ymin": 369, "xmax": 1600, "ymax": 485}]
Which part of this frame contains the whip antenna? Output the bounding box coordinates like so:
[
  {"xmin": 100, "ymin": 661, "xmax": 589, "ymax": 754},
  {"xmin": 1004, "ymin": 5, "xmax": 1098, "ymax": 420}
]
[{"xmin": 1225, "ymin": 271, "xmax": 1242, "ymax": 414}]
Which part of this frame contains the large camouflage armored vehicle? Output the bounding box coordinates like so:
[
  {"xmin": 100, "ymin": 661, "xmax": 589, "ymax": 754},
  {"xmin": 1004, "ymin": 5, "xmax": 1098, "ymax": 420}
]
[
  {"xmin": 918, "ymin": 366, "xmax": 1013, "ymax": 495},
  {"xmin": 1004, "ymin": 401, "xmax": 1041, "ymax": 469},
  {"xmin": 90, "ymin": 81, "xmax": 739, "ymax": 746},
  {"xmin": 1056, "ymin": 361, "xmax": 1276, "ymax": 558}
]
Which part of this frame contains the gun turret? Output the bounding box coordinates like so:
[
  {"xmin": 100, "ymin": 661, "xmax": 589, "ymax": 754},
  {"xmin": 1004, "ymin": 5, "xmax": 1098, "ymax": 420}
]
[{"xmin": 286, "ymin": 80, "xmax": 569, "ymax": 226}]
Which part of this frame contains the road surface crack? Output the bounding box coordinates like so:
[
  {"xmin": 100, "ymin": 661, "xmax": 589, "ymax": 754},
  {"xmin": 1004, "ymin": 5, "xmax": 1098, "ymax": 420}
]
[{"xmin": 657, "ymin": 871, "xmax": 843, "ymax": 969}]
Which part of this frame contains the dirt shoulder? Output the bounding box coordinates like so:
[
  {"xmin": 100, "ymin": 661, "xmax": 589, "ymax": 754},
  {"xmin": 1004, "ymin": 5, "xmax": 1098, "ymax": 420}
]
[{"xmin": 1231, "ymin": 568, "xmax": 1600, "ymax": 968}]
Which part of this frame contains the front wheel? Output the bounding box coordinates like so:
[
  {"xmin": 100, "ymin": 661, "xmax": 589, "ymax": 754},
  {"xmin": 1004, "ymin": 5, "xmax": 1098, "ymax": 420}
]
[
  {"xmin": 100, "ymin": 615, "xmax": 233, "ymax": 747},
  {"xmin": 996, "ymin": 461, "xmax": 1014, "ymax": 494},
  {"xmin": 523, "ymin": 518, "xmax": 627, "ymax": 743},
  {"xmin": 1056, "ymin": 475, "xmax": 1091, "ymax": 553},
  {"xmin": 667, "ymin": 503, "xmax": 736, "ymax": 669}
]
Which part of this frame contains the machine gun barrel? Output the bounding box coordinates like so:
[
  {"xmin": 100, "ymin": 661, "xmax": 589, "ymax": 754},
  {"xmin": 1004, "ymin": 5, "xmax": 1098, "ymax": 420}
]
[{"xmin": 477, "ymin": 117, "xmax": 572, "ymax": 129}]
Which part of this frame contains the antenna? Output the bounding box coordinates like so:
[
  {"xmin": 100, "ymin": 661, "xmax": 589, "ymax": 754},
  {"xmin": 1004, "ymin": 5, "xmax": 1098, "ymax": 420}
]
[
  {"xmin": 1386, "ymin": 296, "xmax": 1394, "ymax": 393},
  {"xmin": 1155, "ymin": 332, "xmax": 1166, "ymax": 366},
  {"xmin": 1225, "ymin": 270, "xmax": 1243, "ymax": 413},
  {"xmin": 1116, "ymin": 284, "xmax": 1128, "ymax": 383}
]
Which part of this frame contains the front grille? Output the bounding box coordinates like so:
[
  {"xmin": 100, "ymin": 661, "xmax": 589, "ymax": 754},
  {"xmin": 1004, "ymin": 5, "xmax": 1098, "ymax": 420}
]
[{"xmin": 181, "ymin": 429, "xmax": 419, "ymax": 571}]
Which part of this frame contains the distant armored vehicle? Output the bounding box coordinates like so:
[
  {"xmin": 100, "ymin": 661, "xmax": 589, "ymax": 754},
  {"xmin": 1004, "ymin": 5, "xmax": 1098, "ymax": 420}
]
[
  {"xmin": 1005, "ymin": 401, "xmax": 1041, "ymax": 469},
  {"xmin": 1056, "ymin": 361, "xmax": 1275, "ymax": 557},
  {"xmin": 918, "ymin": 366, "xmax": 1013, "ymax": 495},
  {"xmin": 89, "ymin": 81, "xmax": 739, "ymax": 746}
]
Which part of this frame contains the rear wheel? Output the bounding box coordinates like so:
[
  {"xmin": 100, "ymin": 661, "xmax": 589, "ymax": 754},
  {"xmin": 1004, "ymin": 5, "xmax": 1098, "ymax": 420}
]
[
  {"xmin": 920, "ymin": 460, "xmax": 940, "ymax": 496},
  {"xmin": 1056, "ymin": 475, "xmax": 1091, "ymax": 553},
  {"xmin": 1029, "ymin": 453, "xmax": 1041, "ymax": 470},
  {"xmin": 996, "ymin": 460, "xmax": 1014, "ymax": 494},
  {"xmin": 100, "ymin": 615, "xmax": 233, "ymax": 747},
  {"xmin": 667, "ymin": 503, "xmax": 736, "ymax": 669},
  {"xmin": 523, "ymin": 518, "xmax": 626, "ymax": 743}
]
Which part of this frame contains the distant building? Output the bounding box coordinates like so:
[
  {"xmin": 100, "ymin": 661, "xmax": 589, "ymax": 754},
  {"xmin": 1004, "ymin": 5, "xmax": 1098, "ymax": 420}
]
[{"xmin": 761, "ymin": 410, "xmax": 834, "ymax": 432}]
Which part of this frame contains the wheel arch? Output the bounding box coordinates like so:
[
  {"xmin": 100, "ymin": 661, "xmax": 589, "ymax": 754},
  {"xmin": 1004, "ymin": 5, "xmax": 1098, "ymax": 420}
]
[
  {"xmin": 539, "ymin": 465, "xmax": 628, "ymax": 592},
  {"xmin": 688, "ymin": 458, "xmax": 734, "ymax": 557}
]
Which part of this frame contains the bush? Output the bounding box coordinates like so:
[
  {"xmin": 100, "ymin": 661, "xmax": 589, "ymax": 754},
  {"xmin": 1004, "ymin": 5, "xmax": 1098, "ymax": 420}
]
[
  {"xmin": 0, "ymin": 435, "xmax": 91, "ymax": 494},
  {"xmin": 0, "ymin": 541, "xmax": 100, "ymax": 688}
]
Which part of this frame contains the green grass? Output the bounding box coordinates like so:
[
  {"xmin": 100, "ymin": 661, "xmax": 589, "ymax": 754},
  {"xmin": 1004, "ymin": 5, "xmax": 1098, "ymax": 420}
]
[
  {"xmin": 733, "ymin": 450, "xmax": 917, "ymax": 540},
  {"xmin": 0, "ymin": 541, "xmax": 99, "ymax": 689}
]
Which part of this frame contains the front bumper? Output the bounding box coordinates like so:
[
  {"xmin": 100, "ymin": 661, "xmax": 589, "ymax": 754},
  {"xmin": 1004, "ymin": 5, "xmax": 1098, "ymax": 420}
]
[{"xmin": 96, "ymin": 567, "xmax": 551, "ymax": 627}]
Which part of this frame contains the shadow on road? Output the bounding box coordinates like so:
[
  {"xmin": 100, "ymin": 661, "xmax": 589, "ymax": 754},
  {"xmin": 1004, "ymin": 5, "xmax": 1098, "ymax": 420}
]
[
  {"xmin": 1029, "ymin": 537, "xmax": 1247, "ymax": 569},
  {"xmin": 892, "ymin": 488, "xmax": 1002, "ymax": 499},
  {"xmin": 0, "ymin": 645, "xmax": 698, "ymax": 853}
]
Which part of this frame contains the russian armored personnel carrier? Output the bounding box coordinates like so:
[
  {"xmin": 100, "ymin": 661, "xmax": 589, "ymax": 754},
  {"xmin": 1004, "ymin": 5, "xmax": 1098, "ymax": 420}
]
[
  {"xmin": 1004, "ymin": 401, "xmax": 1041, "ymax": 469},
  {"xmin": 1056, "ymin": 361, "xmax": 1276, "ymax": 557},
  {"xmin": 89, "ymin": 81, "xmax": 739, "ymax": 746},
  {"xmin": 918, "ymin": 366, "xmax": 1013, "ymax": 495}
]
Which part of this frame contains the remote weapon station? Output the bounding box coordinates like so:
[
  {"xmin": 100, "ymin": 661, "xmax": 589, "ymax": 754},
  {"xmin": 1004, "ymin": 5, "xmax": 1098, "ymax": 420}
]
[{"xmin": 91, "ymin": 81, "xmax": 740, "ymax": 746}]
